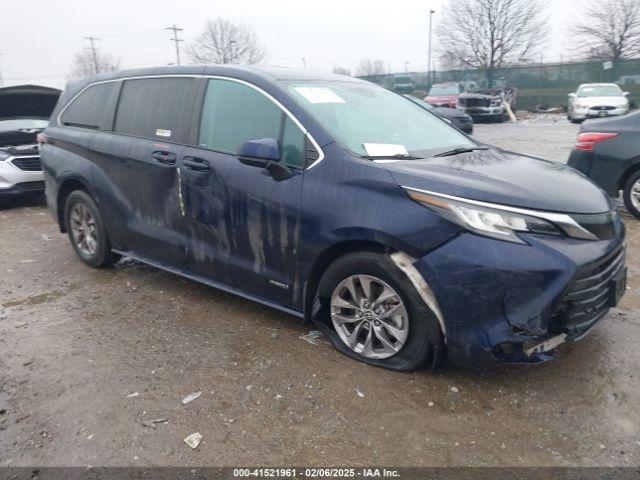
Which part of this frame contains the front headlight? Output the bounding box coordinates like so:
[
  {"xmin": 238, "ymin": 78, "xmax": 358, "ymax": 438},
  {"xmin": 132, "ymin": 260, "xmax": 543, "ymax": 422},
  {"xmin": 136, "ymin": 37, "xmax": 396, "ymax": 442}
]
[
  {"xmin": 404, "ymin": 187, "xmax": 563, "ymax": 243},
  {"xmin": 574, "ymin": 103, "xmax": 588, "ymax": 110},
  {"xmin": 490, "ymin": 99, "xmax": 502, "ymax": 107}
]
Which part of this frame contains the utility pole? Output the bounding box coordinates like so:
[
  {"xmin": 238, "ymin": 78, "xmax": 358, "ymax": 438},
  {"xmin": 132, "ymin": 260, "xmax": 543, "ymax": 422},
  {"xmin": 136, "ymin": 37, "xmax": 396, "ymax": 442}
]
[
  {"xmin": 0, "ymin": 53, "xmax": 4, "ymax": 87},
  {"xmin": 404, "ymin": 61, "xmax": 410, "ymax": 73},
  {"xmin": 84, "ymin": 36, "xmax": 100, "ymax": 74},
  {"xmin": 165, "ymin": 24, "xmax": 184, "ymax": 66},
  {"xmin": 302, "ymin": 57, "xmax": 306, "ymax": 69},
  {"xmin": 427, "ymin": 10, "xmax": 435, "ymax": 89}
]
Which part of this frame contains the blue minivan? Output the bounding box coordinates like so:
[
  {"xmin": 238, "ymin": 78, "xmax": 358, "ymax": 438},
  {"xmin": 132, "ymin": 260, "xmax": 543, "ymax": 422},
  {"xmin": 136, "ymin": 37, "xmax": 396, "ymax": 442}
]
[{"xmin": 40, "ymin": 66, "xmax": 626, "ymax": 370}]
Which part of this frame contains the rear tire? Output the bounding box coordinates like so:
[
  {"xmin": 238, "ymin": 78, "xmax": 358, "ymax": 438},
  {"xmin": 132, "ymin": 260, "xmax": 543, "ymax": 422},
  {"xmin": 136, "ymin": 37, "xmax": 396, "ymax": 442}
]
[
  {"xmin": 623, "ymin": 171, "xmax": 640, "ymax": 219},
  {"xmin": 316, "ymin": 251, "xmax": 444, "ymax": 371},
  {"xmin": 64, "ymin": 190, "xmax": 121, "ymax": 267}
]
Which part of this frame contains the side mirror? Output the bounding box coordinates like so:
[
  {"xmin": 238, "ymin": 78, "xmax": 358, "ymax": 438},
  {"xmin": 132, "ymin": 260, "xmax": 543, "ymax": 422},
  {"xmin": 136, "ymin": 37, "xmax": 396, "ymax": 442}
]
[
  {"xmin": 568, "ymin": 93, "xmax": 576, "ymax": 98},
  {"xmin": 238, "ymin": 138, "xmax": 281, "ymax": 167},
  {"xmin": 623, "ymin": 91, "xmax": 630, "ymax": 97},
  {"xmin": 237, "ymin": 137, "xmax": 293, "ymax": 181}
]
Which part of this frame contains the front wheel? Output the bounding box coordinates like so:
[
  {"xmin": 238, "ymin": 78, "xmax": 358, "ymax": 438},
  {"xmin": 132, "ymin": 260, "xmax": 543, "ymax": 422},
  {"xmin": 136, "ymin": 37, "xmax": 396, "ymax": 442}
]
[
  {"xmin": 317, "ymin": 252, "xmax": 444, "ymax": 371},
  {"xmin": 623, "ymin": 171, "xmax": 640, "ymax": 219},
  {"xmin": 64, "ymin": 190, "xmax": 121, "ymax": 267}
]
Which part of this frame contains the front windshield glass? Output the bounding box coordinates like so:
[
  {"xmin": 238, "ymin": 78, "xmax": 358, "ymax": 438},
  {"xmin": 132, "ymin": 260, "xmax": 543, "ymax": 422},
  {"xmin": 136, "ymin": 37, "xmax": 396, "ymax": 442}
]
[
  {"xmin": 0, "ymin": 118, "xmax": 48, "ymax": 132},
  {"xmin": 286, "ymin": 81, "xmax": 473, "ymax": 157},
  {"xmin": 428, "ymin": 84, "xmax": 460, "ymax": 96},
  {"xmin": 578, "ymin": 85, "xmax": 623, "ymax": 97}
]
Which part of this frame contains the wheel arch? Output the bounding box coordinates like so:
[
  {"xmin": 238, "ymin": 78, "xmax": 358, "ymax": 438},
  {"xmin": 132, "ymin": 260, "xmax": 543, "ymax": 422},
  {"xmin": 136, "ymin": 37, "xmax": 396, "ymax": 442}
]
[
  {"xmin": 302, "ymin": 240, "xmax": 390, "ymax": 324},
  {"xmin": 618, "ymin": 158, "xmax": 640, "ymax": 192},
  {"xmin": 56, "ymin": 175, "xmax": 94, "ymax": 233}
]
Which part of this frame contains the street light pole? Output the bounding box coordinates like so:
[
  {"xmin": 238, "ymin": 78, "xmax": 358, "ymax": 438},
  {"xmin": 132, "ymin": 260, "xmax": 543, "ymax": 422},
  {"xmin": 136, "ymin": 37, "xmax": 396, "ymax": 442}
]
[
  {"xmin": 404, "ymin": 61, "xmax": 410, "ymax": 73},
  {"xmin": 427, "ymin": 9, "xmax": 435, "ymax": 89}
]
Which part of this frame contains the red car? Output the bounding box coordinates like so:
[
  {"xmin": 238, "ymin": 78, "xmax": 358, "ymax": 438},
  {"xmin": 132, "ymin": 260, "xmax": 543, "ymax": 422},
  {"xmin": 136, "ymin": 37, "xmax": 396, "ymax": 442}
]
[{"xmin": 423, "ymin": 82, "xmax": 464, "ymax": 109}]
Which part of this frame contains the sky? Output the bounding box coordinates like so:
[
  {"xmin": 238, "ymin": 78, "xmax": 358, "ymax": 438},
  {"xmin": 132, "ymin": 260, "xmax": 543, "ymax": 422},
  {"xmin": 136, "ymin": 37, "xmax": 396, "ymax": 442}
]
[{"xmin": 0, "ymin": 0, "xmax": 582, "ymax": 89}]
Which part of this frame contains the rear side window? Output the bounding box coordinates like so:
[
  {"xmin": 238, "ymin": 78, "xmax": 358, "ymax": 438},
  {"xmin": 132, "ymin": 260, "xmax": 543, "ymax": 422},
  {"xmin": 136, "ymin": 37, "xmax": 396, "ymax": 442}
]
[
  {"xmin": 198, "ymin": 79, "xmax": 306, "ymax": 168},
  {"xmin": 114, "ymin": 77, "xmax": 194, "ymax": 141},
  {"xmin": 61, "ymin": 83, "xmax": 115, "ymax": 129}
]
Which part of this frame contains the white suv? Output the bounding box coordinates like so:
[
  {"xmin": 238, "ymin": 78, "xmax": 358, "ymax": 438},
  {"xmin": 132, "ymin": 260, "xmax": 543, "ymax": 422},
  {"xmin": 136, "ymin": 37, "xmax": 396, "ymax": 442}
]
[
  {"xmin": 567, "ymin": 83, "xmax": 630, "ymax": 123},
  {"xmin": 0, "ymin": 85, "xmax": 60, "ymax": 198}
]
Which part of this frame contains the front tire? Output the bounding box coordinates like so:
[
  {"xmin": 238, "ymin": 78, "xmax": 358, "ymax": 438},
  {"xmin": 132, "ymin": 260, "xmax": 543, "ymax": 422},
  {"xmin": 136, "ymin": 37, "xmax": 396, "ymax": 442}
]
[
  {"xmin": 317, "ymin": 252, "xmax": 444, "ymax": 371},
  {"xmin": 64, "ymin": 190, "xmax": 121, "ymax": 267},
  {"xmin": 623, "ymin": 171, "xmax": 640, "ymax": 219}
]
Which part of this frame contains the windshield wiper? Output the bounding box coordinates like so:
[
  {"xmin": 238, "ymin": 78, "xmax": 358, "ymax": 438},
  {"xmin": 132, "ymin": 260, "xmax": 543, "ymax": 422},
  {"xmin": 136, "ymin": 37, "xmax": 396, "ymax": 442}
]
[
  {"xmin": 363, "ymin": 154, "xmax": 424, "ymax": 160},
  {"xmin": 433, "ymin": 146, "xmax": 490, "ymax": 158}
]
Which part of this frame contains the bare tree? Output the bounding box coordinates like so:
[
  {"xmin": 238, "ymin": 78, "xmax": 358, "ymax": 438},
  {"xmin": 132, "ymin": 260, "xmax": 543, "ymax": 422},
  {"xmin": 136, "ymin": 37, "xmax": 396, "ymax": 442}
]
[
  {"xmin": 332, "ymin": 66, "xmax": 351, "ymax": 76},
  {"xmin": 572, "ymin": 0, "xmax": 640, "ymax": 61},
  {"xmin": 437, "ymin": 0, "xmax": 548, "ymax": 87},
  {"xmin": 354, "ymin": 59, "xmax": 387, "ymax": 76},
  {"xmin": 187, "ymin": 18, "xmax": 266, "ymax": 64},
  {"xmin": 68, "ymin": 51, "xmax": 120, "ymax": 79}
]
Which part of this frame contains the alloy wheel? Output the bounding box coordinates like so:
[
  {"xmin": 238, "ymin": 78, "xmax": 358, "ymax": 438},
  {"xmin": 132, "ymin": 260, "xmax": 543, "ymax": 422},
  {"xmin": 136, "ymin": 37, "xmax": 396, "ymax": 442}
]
[
  {"xmin": 70, "ymin": 203, "xmax": 98, "ymax": 256},
  {"xmin": 330, "ymin": 274, "xmax": 409, "ymax": 359}
]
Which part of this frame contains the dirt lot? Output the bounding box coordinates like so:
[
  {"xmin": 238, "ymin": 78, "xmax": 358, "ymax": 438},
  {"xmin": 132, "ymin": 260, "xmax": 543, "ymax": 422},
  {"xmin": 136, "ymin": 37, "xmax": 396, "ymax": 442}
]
[{"xmin": 1, "ymin": 116, "xmax": 639, "ymax": 467}]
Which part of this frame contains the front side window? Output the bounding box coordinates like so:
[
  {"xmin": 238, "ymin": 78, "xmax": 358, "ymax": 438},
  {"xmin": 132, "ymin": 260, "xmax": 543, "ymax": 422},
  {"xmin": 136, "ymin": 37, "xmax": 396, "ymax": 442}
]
[
  {"xmin": 198, "ymin": 79, "xmax": 306, "ymax": 168},
  {"xmin": 61, "ymin": 83, "xmax": 115, "ymax": 129},
  {"xmin": 286, "ymin": 81, "xmax": 473, "ymax": 157},
  {"xmin": 114, "ymin": 77, "xmax": 195, "ymax": 140}
]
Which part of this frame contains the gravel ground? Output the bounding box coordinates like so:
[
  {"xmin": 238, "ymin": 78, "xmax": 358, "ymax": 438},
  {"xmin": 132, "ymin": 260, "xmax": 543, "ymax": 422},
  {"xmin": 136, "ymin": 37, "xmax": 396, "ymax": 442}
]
[{"xmin": 1, "ymin": 115, "xmax": 639, "ymax": 467}]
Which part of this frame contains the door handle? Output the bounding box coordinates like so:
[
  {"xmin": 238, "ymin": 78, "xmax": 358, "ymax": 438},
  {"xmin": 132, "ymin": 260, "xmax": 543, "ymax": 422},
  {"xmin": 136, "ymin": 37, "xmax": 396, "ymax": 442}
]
[
  {"xmin": 182, "ymin": 157, "xmax": 211, "ymax": 172},
  {"xmin": 151, "ymin": 150, "xmax": 177, "ymax": 166}
]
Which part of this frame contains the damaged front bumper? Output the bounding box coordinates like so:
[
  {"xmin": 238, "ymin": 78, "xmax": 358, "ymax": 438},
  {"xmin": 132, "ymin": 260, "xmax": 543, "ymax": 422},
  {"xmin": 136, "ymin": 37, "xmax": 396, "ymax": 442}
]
[{"xmin": 414, "ymin": 230, "xmax": 626, "ymax": 368}]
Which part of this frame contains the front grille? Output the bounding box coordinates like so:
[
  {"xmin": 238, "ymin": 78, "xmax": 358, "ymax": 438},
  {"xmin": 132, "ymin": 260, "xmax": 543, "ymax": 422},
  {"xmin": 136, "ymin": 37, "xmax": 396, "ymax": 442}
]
[
  {"xmin": 591, "ymin": 105, "xmax": 616, "ymax": 111},
  {"xmin": 17, "ymin": 181, "xmax": 45, "ymax": 191},
  {"xmin": 551, "ymin": 246, "xmax": 626, "ymax": 337},
  {"xmin": 464, "ymin": 98, "xmax": 490, "ymax": 108},
  {"xmin": 11, "ymin": 156, "xmax": 42, "ymax": 172}
]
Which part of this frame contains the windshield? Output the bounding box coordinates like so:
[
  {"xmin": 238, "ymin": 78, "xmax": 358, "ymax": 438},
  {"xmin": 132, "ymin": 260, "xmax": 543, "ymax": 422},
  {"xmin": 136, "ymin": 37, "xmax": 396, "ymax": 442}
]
[
  {"xmin": 428, "ymin": 84, "xmax": 460, "ymax": 96},
  {"xmin": 0, "ymin": 118, "xmax": 48, "ymax": 132},
  {"xmin": 578, "ymin": 85, "xmax": 623, "ymax": 97},
  {"xmin": 286, "ymin": 81, "xmax": 473, "ymax": 157}
]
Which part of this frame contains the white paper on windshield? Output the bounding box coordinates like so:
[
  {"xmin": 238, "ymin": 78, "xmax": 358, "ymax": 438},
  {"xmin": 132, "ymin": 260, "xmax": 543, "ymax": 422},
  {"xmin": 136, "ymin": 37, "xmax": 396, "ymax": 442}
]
[
  {"xmin": 294, "ymin": 87, "xmax": 346, "ymax": 104},
  {"xmin": 363, "ymin": 143, "xmax": 409, "ymax": 157}
]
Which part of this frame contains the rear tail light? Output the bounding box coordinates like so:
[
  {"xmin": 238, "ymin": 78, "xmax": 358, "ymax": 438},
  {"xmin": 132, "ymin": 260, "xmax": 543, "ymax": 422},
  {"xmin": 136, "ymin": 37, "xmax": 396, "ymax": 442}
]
[{"xmin": 575, "ymin": 132, "xmax": 618, "ymax": 152}]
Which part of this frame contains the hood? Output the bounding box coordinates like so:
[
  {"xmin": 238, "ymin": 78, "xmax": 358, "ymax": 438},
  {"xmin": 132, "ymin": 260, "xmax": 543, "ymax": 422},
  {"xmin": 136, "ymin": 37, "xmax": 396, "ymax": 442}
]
[
  {"xmin": 574, "ymin": 96, "xmax": 627, "ymax": 106},
  {"xmin": 425, "ymin": 95, "xmax": 458, "ymax": 105},
  {"xmin": 382, "ymin": 148, "xmax": 611, "ymax": 214},
  {"xmin": 0, "ymin": 85, "xmax": 62, "ymax": 120},
  {"xmin": 460, "ymin": 92, "xmax": 499, "ymax": 100}
]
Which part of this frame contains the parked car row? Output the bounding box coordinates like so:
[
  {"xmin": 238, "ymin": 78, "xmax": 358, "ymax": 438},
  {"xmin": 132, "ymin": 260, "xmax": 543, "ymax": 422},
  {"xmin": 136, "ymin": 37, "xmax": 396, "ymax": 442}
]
[
  {"xmin": 423, "ymin": 82, "xmax": 514, "ymax": 123},
  {"xmin": 32, "ymin": 65, "xmax": 627, "ymax": 372}
]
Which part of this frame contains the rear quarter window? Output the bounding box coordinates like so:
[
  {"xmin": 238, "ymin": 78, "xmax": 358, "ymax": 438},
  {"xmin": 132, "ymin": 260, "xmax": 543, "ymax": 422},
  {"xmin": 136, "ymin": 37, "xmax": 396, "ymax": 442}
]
[
  {"xmin": 60, "ymin": 83, "xmax": 116, "ymax": 129},
  {"xmin": 114, "ymin": 77, "xmax": 195, "ymax": 141}
]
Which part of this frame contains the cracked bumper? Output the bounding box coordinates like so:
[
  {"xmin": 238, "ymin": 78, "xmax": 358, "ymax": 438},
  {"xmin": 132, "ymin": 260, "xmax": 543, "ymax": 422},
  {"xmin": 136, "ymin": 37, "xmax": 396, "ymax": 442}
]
[{"xmin": 414, "ymin": 229, "xmax": 626, "ymax": 369}]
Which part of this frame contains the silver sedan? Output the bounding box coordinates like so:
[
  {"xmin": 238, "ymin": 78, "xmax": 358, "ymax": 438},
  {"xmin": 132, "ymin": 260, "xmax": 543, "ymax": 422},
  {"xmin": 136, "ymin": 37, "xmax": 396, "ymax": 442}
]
[{"xmin": 567, "ymin": 83, "xmax": 630, "ymax": 123}]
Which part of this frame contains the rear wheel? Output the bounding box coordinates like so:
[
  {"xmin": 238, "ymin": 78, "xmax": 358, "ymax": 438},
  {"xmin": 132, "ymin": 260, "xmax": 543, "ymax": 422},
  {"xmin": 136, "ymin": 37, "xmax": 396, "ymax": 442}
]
[
  {"xmin": 623, "ymin": 171, "xmax": 640, "ymax": 219},
  {"xmin": 317, "ymin": 252, "xmax": 444, "ymax": 371},
  {"xmin": 64, "ymin": 190, "xmax": 121, "ymax": 267}
]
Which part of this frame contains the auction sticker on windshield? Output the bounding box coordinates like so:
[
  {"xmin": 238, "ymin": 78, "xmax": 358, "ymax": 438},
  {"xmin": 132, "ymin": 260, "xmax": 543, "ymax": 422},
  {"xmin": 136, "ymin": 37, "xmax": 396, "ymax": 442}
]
[{"xmin": 293, "ymin": 87, "xmax": 346, "ymax": 104}]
